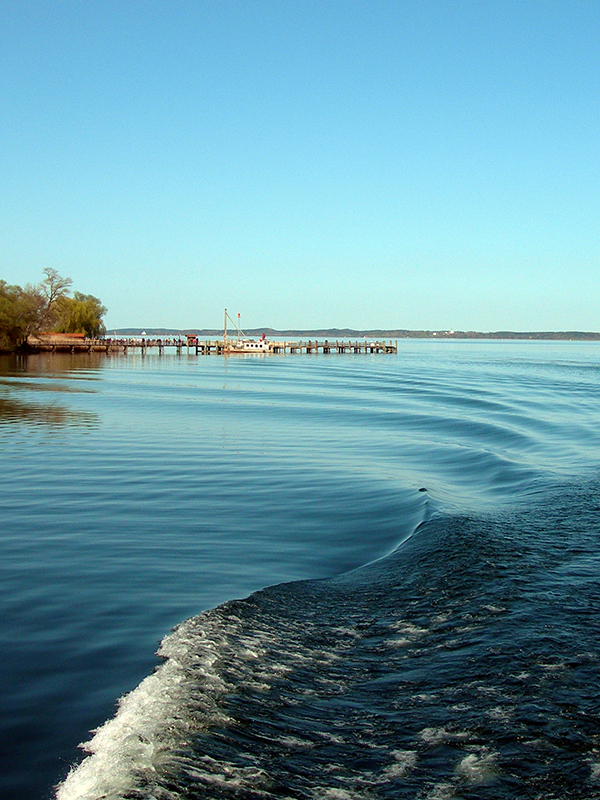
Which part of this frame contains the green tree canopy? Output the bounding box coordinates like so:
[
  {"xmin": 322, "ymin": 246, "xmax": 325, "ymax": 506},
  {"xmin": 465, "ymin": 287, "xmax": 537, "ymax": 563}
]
[
  {"xmin": 0, "ymin": 271, "xmax": 107, "ymax": 350},
  {"xmin": 0, "ymin": 281, "xmax": 45, "ymax": 350},
  {"xmin": 54, "ymin": 292, "xmax": 107, "ymax": 337}
]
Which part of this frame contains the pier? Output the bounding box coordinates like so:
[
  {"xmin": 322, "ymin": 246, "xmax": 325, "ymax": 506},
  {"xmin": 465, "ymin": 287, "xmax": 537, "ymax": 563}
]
[{"xmin": 27, "ymin": 334, "xmax": 398, "ymax": 355}]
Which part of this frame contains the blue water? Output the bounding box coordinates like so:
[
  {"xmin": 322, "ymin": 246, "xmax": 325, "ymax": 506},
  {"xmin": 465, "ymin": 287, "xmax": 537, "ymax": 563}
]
[{"xmin": 1, "ymin": 341, "xmax": 600, "ymax": 799}]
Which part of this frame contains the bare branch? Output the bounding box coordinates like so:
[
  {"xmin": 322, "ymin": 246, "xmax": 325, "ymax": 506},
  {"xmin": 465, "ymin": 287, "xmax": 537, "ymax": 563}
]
[{"xmin": 41, "ymin": 268, "xmax": 72, "ymax": 307}]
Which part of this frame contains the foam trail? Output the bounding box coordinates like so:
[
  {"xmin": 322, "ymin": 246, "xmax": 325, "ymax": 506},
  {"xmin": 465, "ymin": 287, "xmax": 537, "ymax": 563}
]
[{"xmin": 56, "ymin": 612, "xmax": 235, "ymax": 800}]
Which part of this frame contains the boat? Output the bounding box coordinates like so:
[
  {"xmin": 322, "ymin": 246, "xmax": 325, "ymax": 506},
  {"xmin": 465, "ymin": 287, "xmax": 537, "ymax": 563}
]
[{"xmin": 223, "ymin": 309, "xmax": 274, "ymax": 354}]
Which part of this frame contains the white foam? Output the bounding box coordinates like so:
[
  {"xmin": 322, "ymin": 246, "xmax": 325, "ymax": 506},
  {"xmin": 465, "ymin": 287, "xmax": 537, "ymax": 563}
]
[
  {"xmin": 539, "ymin": 661, "xmax": 564, "ymax": 672},
  {"xmin": 486, "ymin": 705, "xmax": 513, "ymax": 721},
  {"xmin": 55, "ymin": 611, "xmax": 241, "ymax": 800},
  {"xmin": 419, "ymin": 726, "xmax": 470, "ymax": 746},
  {"xmin": 383, "ymin": 749, "xmax": 418, "ymax": 778},
  {"xmin": 316, "ymin": 731, "xmax": 346, "ymax": 745},
  {"xmin": 482, "ymin": 604, "xmax": 506, "ymax": 614},
  {"xmin": 385, "ymin": 619, "xmax": 429, "ymax": 648},
  {"xmin": 589, "ymin": 760, "xmax": 600, "ymax": 782},
  {"xmin": 455, "ymin": 750, "xmax": 498, "ymax": 784},
  {"xmin": 388, "ymin": 621, "xmax": 429, "ymax": 636},
  {"xmin": 424, "ymin": 781, "xmax": 455, "ymax": 800},
  {"xmin": 316, "ymin": 788, "xmax": 368, "ymax": 800},
  {"xmin": 276, "ymin": 735, "xmax": 315, "ymax": 750},
  {"xmin": 385, "ymin": 636, "xmax": 412, "ymax": 648},
  {"xmin": 182, "ymin": 758, "xmax": 271, "ymax": 793},
  {"xmin": 56, "ymin": 661, "xmax": 194, "ymax": 799}
]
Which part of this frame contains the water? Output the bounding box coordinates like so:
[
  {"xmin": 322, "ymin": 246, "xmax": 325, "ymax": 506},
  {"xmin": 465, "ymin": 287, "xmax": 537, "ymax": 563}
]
[{"xmin": 1, "ymin": 341, "xmax": 599, "ymax": 799}]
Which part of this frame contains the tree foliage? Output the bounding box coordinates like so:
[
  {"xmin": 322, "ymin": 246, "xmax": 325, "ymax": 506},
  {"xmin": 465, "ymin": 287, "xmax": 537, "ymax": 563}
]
[
  {"xmin": 54, "ymin": 292, "xmax": 107, "ymax": 337},
  {"xmin": 0, "ymin": 271, "xmax": 107, "ymax": 351},
  {"xmin": 0, "ymin": 281, "xmax": 45, "ymax": 350}
]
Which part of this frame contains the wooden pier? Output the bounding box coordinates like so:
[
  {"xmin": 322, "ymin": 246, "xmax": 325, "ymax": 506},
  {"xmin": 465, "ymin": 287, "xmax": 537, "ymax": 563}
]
[
  {"xmin": 191, "ymin": 338, "xmax": 398, "ymax": 355},
  {"xmin": 27, "ymin": 334, "xmax": 398, "ymax": 355}
]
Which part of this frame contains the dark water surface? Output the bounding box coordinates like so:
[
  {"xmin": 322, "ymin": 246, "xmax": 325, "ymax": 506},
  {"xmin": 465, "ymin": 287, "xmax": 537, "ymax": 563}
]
[{"xmin": 1, "ymin": 341, "xmax": 599, "ymax": 799}]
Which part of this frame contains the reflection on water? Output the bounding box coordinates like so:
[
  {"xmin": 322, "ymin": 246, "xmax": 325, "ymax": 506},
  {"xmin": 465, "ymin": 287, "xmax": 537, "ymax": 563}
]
[
  {"xmin": 0, "ymin": 354, "xmax": 100, "ymax": 429},
  {"xmin": 0, "ymin": 379, "xmax": 96, "ymax": 394},
  {"xmin": 0, "ymin": 352, "xmax": 105, "ymax": 378},
  {"xmin": 0, "ymin": 396, "xmax": 98, "ymax": 428}
]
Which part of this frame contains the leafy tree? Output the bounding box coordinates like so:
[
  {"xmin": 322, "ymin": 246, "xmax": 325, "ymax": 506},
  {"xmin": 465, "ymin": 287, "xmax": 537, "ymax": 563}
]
[
  {"xmin": 0, "ymin": 281, "xmax": 45, "ymax": 350},
  {"xmin": 54, "ymin": 292, "xmax": 107, "ymax": 337},
  {"xmin": 0, "ymin": 271, "xmax": 107, "ymax": 350}
]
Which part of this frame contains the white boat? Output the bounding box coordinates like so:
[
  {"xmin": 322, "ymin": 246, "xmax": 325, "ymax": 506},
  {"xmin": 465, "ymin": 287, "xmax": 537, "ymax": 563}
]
[
  {"xmin": 226, "ymin": 334, "xmax": 273, "ymax": 353},
  {"xmin": 223, "ymin": 309, "xmax": 274, "ymax": 354}
]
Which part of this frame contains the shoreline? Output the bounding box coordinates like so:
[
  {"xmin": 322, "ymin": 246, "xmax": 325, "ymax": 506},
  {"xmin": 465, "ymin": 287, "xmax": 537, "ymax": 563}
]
[{"xmin": 110, "ymin": 328, "xmax": 600, "ymax": 341}]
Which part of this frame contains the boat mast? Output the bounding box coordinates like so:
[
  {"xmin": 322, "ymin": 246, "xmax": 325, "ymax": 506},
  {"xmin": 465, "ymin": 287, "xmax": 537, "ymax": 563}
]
[{"xmin": 224, "ymin": 308, "xmax": 247, "ymax": 347}]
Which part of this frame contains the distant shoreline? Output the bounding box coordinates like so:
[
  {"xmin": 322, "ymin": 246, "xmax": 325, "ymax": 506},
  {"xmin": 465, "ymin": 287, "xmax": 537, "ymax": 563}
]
[{"xmin": 110, "ymin": 328, "xmax": 600, "ymax": 341}]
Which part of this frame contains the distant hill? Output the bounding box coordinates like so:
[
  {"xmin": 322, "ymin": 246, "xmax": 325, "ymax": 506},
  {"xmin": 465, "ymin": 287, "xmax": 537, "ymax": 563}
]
[{"xmin": 110, "ymin": 328, "xmax": 600, "ymax": 340}]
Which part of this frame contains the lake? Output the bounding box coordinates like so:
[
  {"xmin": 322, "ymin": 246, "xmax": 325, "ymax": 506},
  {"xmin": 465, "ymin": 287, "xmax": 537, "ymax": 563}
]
[{"xmin": 1, "ymin": 340, "xmax": 600, "ymax": 799}]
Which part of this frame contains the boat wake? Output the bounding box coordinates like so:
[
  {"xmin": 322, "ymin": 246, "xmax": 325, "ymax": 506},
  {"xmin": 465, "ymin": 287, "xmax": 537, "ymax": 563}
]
[{"xmin": 57, "ymin": 481, "xmax": 600, "ymax": 799}]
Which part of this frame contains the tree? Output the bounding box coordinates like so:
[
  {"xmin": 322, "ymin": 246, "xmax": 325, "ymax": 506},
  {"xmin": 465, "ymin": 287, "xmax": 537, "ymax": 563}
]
[
  {"xmin": 0, "ymin": 281, "xmax": 45, "ymax": 350},
  {"xmin": 54, "ymin": 292, "xmax": 107, "ymax": 337},
  {"xmin": 41, "ymin": 267, "xmax": 72, "ymax": 307},
  {"xmin": 40, "ymin": 268, "xmax": 73, "ymax": 329},
  {"xmin": 0, "ymin": 271, "xmax": 107, "ymax": 350}
]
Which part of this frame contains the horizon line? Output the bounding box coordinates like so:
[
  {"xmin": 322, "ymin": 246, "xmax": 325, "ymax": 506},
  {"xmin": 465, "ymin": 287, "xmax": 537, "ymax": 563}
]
[{"xmin": 107, "ymin": 327, "xmax": 600, "ymax": 341}]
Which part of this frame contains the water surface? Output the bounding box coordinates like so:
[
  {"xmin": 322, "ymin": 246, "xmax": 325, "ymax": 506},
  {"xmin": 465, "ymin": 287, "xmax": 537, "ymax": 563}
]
[{"xmin": 1, "ymin": 341, "xmax": 599, "ymax": 799}]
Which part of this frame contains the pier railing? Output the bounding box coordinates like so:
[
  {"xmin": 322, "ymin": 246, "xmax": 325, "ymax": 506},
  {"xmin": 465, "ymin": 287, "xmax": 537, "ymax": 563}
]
[{"xmin": 26, "ymin": 336, "xmax": 398, "ymax": 355}]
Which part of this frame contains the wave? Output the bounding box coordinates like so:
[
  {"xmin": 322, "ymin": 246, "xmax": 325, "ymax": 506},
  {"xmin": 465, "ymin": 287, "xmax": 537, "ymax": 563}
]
[{"xmin": 57, "ymin": 480, "xmax": 600, "ymax": 799}]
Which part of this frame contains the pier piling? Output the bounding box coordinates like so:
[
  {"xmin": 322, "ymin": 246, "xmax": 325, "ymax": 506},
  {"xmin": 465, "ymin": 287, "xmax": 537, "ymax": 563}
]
[{"xmin": 26, "ymin": 335, "xmax": 398, "ymax": 356}]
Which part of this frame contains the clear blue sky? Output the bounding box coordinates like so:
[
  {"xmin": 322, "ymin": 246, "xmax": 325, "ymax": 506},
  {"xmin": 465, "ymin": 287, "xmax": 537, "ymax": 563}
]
[{"xmin": 2, "ymin": 1, "xmax": 599, "ymax": 331}]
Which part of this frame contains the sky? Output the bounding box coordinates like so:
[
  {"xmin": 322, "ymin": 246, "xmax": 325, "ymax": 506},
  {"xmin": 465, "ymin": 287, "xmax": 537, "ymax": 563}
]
[{"xmin": 2, "ymin": 1, "xmax": 599, "ymax": 332}]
